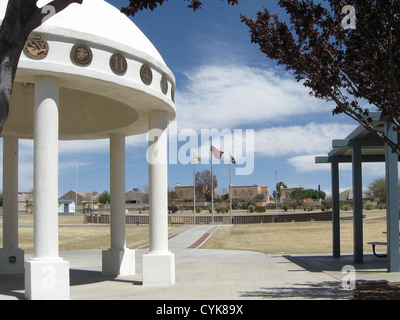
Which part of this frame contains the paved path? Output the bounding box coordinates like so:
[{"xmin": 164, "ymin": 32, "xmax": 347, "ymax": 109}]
[
  {"xmin": 138, "ymin": 225, "xmax": 218, "ymax": 251},
  {"xmin": 1, "ymin": 225, "xmax": 400, "ymax": 300}
]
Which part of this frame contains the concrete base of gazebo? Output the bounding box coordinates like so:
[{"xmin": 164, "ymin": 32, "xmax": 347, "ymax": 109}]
[
  {"xmin": 25, "ymin": 258, "xmax": 70, "ymax": 300},
  {"xmin": 102, "ymin": 249, "xmax": 136, "ymax": 276},
  {"xmin": 143, "ymin": 252, "xmax": 175, "ymax": 286}
]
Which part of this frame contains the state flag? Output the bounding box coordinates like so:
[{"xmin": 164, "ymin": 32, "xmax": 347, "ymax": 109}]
[{"xmin": 210, "ymin": 145, "xmax": 224, "ymax": 159}]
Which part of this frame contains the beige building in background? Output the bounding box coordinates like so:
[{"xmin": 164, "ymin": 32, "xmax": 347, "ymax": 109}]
[
  {"xmin": 231, "ymin": 185, "xmax": 270, "ymax": 201},
  {"xmin": 175, "ymin": 185, "xmax": 217, "ymax": 202},
  {"xmin": 175, "ymin": 185, "xmax": 270, "ymax": 202}
]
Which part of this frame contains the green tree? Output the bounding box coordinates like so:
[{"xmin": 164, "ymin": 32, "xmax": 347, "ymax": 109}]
[
  {"xmin": 273, "ymin": 181, "xmax": 287, "ymax": 202},
  {"xmin": 253, "ymin": 193, "xmax": 265, "ymax": 202},
  {"xmin": 304, "ymin": 189, "xmax": 326, "ymax": 200},
  {"xmin": 288, "ymin": 188, "xmax": 307, "ymax": 211},
  {"xmin": 97, "ymin": 190, "xmax": 110, "ymax": 204},
  {"xmin": 369, "ymin": 177, "xmax": 386, "ymax": 201},
  {"xmin": 168, "ymin": 190, "xmax": 178, "ymax": 204}
]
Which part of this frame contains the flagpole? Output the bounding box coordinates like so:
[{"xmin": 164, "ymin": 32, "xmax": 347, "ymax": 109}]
[
  {"xmin": 193, "ymin": 153, "xmax": 196, "ymax": 225},
  {"xmin": 210, "ymin": 141, "xmax": 214, "ymax": 225}
]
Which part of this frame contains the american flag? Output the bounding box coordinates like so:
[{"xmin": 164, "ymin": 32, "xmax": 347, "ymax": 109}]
[{"xmin": 210, "ymin": 145, "xmax": 224, "ymax": 159}]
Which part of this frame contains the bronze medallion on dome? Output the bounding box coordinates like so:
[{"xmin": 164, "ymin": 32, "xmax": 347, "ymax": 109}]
[
  {"xmin": 110, "ymin": 53, "xmax": 127, "ymax": 76},
  {"xmin": 23, "ymin": 35, "xmax": 49, "ymax": 60},
  {"xmin": 140, "ymin": 64, "xmax": 152, "ymax": 86},
  {"xmin": 160, "ymin": 75, "xmax": 168, "ymax": 95},
  {"xmin": 70, "ymin": 43, "xmax": 93, "ymax": 66},
  {"xmin": 171, "ymin": 86, "xmax": 175, "ymax": 102}
]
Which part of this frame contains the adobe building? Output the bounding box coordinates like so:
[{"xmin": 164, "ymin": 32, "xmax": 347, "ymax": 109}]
[
  {"xmin": 231, "ymin": 185, "xmax": 270, "ymax": 202},
  {"xmin": 175, "ymin": 184, "xmax": 270, "ymax": 202}
]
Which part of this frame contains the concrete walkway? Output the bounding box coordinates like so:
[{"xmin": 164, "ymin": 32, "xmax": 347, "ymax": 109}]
[{"xmin": 1, "ymin": 225, "xmax": 400, "ymax": 300}]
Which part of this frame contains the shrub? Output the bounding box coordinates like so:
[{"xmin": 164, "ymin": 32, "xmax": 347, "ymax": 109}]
[
  {"xmin": 281, "ymin": 203, "xmax": 289, "ymax": 212},
  {"xmin": 168, "ymin": 204, "xmax": 179, "ymax": 213},
  {"xmin": 195, "ymin": 207, "xmax": 201, "ymax": 213},
  {"xmin": 321, "ymin": 203, "xmax": 332, "ymax": 211},
  {"xmin": 248, "ymin": 205, "xmax": 255, "ymax": 213},
  {"xmin": 364, "ymin": 201, "xmax": 374, "ymax": 210},
  {"xmin": 255, "ymin": 206, "xmax": 266, "ymax": 213},
  {"xmin": 341, "ymin": 203, "xmax": 352, "ymax": 211},
  {"xmin": 378, "ymin": 203, "xmax": 386, "ymax": 209}
]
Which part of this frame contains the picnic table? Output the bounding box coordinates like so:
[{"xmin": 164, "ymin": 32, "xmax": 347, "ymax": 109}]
[
  {"xmin": 368, "ymin": 232, "xmax": 400, "ymax": 258},
  {"xmin": 367, "ymin": 241, "xmax": 388, "ymax": 258}
]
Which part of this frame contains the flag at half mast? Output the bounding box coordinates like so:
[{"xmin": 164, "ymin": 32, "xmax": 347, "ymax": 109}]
[{"xmin": 210, "ymin": 145, "xmax": 224, "ymax": 159}]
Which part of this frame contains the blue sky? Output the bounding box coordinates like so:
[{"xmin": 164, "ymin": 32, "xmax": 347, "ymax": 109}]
[{"xmin": 4, "ymin": 0, "xmax": 387, "ymax": 197}]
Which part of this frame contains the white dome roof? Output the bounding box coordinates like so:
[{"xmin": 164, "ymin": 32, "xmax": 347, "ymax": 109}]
[
  {"xmin": 0, "ymin": 0, "xmax": 166, "ymax": 66},
  {"xmin": 0, "ymin": 0, "xmax": 175, "ymax": 140}
]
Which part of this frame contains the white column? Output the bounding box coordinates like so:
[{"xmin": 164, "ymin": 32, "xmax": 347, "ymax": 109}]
[
  {"xmin": 0, "ymin": 135, "xmax": 24, "ymax": 274},
  {"xmin": 25, "ymin": 77, "xmax": 69, "ymax": 300},
  {"xmin": 143, "ymin": 111, "xmax": 175, "ymax": 286},
  {"xmin": 102, "ymin": 134, "xmax": 135, "ymax": 276}
]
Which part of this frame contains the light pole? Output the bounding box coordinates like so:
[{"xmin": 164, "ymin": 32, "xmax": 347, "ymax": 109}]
[
  {"xmin": 75, "ymin": 165, "xmax": 82, "ymax": 213},
  {"xmin": 275, "ymin": 171, "xmax": 278, "ymax": 211}
]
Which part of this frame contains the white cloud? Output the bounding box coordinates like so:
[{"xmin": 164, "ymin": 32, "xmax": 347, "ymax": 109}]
[
  {"xmin": 254, "ymin": 122, "xmax": 357, "ymax": 158},
  {"xmin": 287, "ymin": 155, "xmax": 331, "ymax": 173},
  {"xmin": 57, "ymin": 135, "xmax": 146, "ymax": 155},
  {"xmin": 58, "ymin": 140, "xmax": 109, "ymax": 154},
  {"xmin": 175, "ymin": 64, "xmax": 333, "ymax": 131}
]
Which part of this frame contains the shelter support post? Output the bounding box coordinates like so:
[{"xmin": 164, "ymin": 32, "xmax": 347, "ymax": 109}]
[
  {"xmin": 385, "ymin": 121, "xmax": 400, "ymax": 272},
  {"xmin": 0, "ymin": 136, "xmax": 24, "ymax": 274},
  {"xmin": 25, "ymin": 77, "xmax": 70, "ymax": 300},
  {"xmin": 352, "ymin": 143, "xmax": 363, "ymax": 264},
  {"xmin": 331, "ymin": 161, "xmax": 340, "ymax": 258},
  {"xmin": 102, "ymin": 134, "xmax": 135, "ymax": 276},
  {"xmin": 143, "ymin": 111, "xmax": 175, "ymax": 286}
]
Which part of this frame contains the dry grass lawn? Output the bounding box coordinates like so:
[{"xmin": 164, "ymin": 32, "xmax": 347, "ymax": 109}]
[
  {"xmin": 202, "ymin": 209, "xmax": 389, "ymax": 255},
  {"xmin": 0, "ymin": 209, "xmax": 391, "ymax": 255},
  {"xmin": 0, "ymin": 214, "xmax": 185, "ymax": 253}
]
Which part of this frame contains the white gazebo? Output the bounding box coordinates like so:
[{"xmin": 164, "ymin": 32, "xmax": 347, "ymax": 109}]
[{"xmin": 0, "ymin": 0, "xmax": 176, "ymax": 299}]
